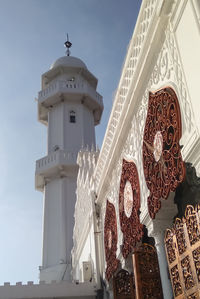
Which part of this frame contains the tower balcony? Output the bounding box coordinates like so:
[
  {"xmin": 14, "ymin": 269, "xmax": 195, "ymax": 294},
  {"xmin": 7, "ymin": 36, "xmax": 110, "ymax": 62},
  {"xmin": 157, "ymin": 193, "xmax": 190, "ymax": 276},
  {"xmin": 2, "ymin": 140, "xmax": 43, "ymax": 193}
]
[
  {"xmin": 35, "ymin": 150, "xmax": 78, "ymax": 191},
  {"xmin": 37, "ymin": 80, "xmax": 103, "ymax": 125}
]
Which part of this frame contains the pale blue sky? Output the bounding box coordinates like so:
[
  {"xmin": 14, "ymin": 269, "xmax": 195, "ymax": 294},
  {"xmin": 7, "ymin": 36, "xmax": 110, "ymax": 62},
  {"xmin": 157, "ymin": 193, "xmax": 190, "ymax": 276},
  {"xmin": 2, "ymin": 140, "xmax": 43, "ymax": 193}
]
[{"xmin": 0, "ymin": 0, "xmax": 141, "ymax": 284}]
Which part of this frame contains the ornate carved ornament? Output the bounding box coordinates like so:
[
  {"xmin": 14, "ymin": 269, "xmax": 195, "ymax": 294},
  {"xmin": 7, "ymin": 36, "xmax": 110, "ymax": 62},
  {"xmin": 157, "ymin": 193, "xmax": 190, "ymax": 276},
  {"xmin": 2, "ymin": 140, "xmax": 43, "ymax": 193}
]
[
  {"xmin": 104, "ymin": 200, "xmax": 119, "ymax": 280},
  {"xmin": 132, "ymin": 243, "xmax": 163, "ymax": 299},
  {"xmin": 113, "ymin": 269, "xmax": 135, "ymax": 299},
  {"xmin": 119, "ymin": 159, "xmax": 143, "ymax": 258},
  {"xmin": 143, "ymin": 87, "xmax": 185, "ymax": 219},
  {"xmin": 165, "ymin": 205, "xmax": 200, "ymax": 298}
]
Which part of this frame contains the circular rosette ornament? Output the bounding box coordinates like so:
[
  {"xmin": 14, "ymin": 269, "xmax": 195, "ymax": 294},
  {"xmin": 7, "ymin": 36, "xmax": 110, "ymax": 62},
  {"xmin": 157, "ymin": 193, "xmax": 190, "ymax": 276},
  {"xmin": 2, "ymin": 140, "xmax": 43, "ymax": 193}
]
[
  {"xmin": 104, "ymin": 200, "xmax": 119, "ymax": 280},
  {"xmin": 119, "ymin": 159, "xmax": 143, "ymax": 258},
  {"xmin": 143, "ymin": 87, "xmax": 185, "ymax": 219}
]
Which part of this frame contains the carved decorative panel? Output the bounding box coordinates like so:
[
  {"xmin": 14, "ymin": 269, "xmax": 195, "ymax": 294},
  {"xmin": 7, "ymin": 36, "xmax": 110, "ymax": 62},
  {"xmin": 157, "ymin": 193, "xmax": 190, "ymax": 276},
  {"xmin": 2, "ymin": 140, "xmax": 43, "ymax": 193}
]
[
  {"xmin": 165, "ymin": 205, "xmax": 200, "ymax": 298},
  {"xmin": 193, "ymin": 247, "xmax": 200, "ymax": 283},
  {"xmin": 132, "ymin": 243, "xmax": 163, "ymax": 298},
  {"xmin": 171, "ymin": 264, "xmax": 183, "ymax": 297},
  {"xmin": 185, "ymin": 206, "xmax": 200, "ymax": 246},
  {"xmin": 143, "ymin": 87, "xmax": 185, "ymax": 219},
  {"xmin": 113, "ymin": 269, "xmax": 135, "ymax": 299},
  {"xmin": 187, "ymin": 293, "xmax": 199, "ymax": 299},
  {"xmin": 119, "ymin": 159, "xmax": 143, "ymax": 258},
  {"xmin": 165, "ymin": 229, "xmax": 176, "ymax": 264},
  {"xmin": 181, "ymin": 256, "xmax": 195, "ymax": 290},
  {"xmin": 175, "ymin": 218, "xmax": 187, "ymax": 255},
  {"xmin": 104, "ymin": 200, "xmax": 119, "ymax": 280}
]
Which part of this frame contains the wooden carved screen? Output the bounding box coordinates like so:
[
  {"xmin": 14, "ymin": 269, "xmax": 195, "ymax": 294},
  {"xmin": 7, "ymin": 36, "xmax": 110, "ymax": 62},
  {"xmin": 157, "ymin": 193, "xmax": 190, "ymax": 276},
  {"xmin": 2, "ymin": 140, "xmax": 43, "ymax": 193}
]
[
  {"xmin": 165, "ymin": 205, "xmax": 200, "ymax": 298},
  {"xmin": 119, "ymin": 159, "xmax": 143, "ymax": 258},
  {"xmin": 132, "ymin": 243, "xmax": 163, "ymax": 299},
  {"xmin": 104, "ymin": 200, "xmax": 119, "ymax": 280},
  {"xmin": 113, "ymin": 269, "xmax": 135, "ymax": 299},
  {"xmin": 142, "ymin": 87, "xmax": 185, "ymax": 219}
]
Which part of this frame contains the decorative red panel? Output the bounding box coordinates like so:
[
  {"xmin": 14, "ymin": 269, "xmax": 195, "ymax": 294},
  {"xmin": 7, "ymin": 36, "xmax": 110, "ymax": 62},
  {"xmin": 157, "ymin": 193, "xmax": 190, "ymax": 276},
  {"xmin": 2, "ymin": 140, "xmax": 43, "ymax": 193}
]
[
  {"xmin": 143, "ymin": 87, "xmax": 185, "ymax": 219},
  {"xmin": 119, "ymin": 159, "xmax": 143, "ymax": 258},
  {"xmin": 104, "ymin": 200, "xmax": 119, "ymax": 280}
]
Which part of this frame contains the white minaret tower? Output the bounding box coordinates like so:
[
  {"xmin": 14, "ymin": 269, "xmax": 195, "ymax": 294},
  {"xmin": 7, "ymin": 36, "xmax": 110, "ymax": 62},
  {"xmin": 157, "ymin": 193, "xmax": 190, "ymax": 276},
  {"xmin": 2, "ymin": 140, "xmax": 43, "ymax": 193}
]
[{"xmin": 35, "ymin": 38, "xmax": 103, "ymax": 283}]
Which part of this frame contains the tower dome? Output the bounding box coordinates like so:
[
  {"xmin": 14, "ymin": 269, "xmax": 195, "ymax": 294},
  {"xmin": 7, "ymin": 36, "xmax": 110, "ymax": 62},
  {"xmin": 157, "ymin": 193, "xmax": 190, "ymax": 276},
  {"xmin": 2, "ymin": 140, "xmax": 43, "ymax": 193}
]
[{"xmin": 50, "ymin": 56, "xmax": 87, "ymax": 70}]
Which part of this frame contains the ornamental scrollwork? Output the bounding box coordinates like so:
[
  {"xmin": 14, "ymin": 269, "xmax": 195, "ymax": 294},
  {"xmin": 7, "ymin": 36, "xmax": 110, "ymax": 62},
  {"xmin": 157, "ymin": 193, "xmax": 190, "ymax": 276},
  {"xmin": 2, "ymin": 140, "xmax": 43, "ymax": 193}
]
[
  {"xmin": 174, "ymin": 218, "xmax": 187, "ymax": 255},
  {"xmin": 165, "ymin": 229, "xmax": 176, "ymax": 264},
  {"xmin": 165, "ymin": 204, "xmax": 200, "ymax": 298},
  {"xmin": 166, "ymin": 25, "xmax": 194, "ymax": 133},
  {"xmin": 104, "ymin": 200, "xmax": 119, "ymax": 280},
  {"xmin": 187, "ymin": 293, "xmax": 199, "ymax": 299},
  {"xmin": 170, "ymin": 265, "xmax": 183, "ymax": 297},
  {"xmin": 143, "ymin": 87, "xmax": 185, "ymax": 219},
  {"xmin": 185, "ymin": 205, "xmax": 200, "ymax": 246},
  {"xmin": 152, "ymin": 45, "xmax": 171, "ymax": 85},
  {"xmin": 113, "ymin": 269, "xmax": 135, "ymax": 298},
  {"xmin": 192, "ymin": 246, "xmax": 200, "ymax": 283},
  {"xmin": 181, "ymin": 256, "xmax": 195, "ymax": 290},
  {"xmin": 119, "ymin": 159, "xmax": 143, "ymax": 258},
  {"xmin": 133, "ymin": 244, "xmax": 163, "ymax": 298}
]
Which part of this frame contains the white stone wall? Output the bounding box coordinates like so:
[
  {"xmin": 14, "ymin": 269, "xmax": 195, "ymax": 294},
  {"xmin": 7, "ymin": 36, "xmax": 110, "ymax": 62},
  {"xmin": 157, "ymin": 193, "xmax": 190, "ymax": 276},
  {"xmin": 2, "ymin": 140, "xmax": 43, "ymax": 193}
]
[
  {"xmin": 93, "ymin": 0, "xmax": 200, "ymax": 296},
  {"xmin": 0, "ymin": 281, "xmax": 97, "ymax": 299},
  {"xmin": 72, "ymin": 149, "xmax": 99, "ymax": 284},
  {"xmin": 71, "ymin": 0, "xmax": 200, "ymax": 296}
]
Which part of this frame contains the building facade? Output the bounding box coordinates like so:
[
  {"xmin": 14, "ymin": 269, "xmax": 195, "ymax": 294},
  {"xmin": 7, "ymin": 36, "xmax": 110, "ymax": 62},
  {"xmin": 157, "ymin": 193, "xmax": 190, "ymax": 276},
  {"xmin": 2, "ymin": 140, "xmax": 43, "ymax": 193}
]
[{"xmin": 72, "ymin": 0, "xmax": 200, "ymax": 298}]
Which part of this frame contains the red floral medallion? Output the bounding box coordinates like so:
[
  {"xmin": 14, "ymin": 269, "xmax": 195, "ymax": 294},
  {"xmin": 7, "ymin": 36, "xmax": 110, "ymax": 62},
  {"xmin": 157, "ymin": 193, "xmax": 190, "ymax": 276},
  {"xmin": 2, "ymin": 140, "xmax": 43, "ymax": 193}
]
[
  {"xmin": 143, "ymin": 87, "xmax": 185, "ymax": 219},
  {"xmin": 104, "ymin": 200, "xmax": 119, "ymax": 280},
  {"xmin": 119, "ymin": 159, "xmax": 143, "ymax": 258}
]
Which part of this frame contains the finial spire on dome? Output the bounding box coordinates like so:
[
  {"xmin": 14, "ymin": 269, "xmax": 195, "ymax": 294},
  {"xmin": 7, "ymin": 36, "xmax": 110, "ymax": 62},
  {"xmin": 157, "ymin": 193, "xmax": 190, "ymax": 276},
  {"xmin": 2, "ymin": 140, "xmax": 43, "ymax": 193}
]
[{"xmin": 64, "ymin": 34, "xmax": 72, "ymax": 56}]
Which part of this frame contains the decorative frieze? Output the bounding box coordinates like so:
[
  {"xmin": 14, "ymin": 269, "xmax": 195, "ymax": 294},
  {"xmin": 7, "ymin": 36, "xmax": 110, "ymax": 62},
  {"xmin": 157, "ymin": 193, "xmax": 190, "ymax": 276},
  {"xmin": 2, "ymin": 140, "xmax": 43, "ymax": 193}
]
[{"xmin": 95, "ymin": 0, "xmax": 158, "ymax": 191}]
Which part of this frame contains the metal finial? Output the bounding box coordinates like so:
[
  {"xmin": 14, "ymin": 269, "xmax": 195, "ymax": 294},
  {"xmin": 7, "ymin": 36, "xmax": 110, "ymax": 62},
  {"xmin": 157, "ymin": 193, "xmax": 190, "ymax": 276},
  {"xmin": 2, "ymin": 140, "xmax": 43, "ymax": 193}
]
[{"xmin": 64, "ymin": 34, "xmax": 72, "ymax": 56}]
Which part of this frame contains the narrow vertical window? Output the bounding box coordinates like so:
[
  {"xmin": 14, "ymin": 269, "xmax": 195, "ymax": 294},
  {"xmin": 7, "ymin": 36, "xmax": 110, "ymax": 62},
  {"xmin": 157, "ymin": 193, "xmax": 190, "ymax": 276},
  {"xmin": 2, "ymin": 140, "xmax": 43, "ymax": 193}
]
[{"xmin": 69, "ymin": 110, "xmax": 76, "ymax": 123}]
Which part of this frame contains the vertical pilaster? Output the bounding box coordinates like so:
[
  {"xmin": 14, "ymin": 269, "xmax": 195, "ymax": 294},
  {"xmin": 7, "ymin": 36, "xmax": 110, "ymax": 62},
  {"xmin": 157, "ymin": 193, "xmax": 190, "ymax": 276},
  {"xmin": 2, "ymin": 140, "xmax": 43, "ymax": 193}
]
[
  {"xmin": 153, "ymin": 230, "xmax": 173, "ymax": 299},
  {"xmin": 142, "ymin": 193, "xmax": 177, "ymax": 299}
]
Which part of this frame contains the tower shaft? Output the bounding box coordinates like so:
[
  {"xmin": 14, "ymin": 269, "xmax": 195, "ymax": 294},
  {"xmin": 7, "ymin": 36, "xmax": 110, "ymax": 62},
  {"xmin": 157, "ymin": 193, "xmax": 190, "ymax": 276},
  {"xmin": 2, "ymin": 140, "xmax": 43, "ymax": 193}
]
[{"xmin": 35, "ymin": 55, "xmax": 103, "ymax": 282}]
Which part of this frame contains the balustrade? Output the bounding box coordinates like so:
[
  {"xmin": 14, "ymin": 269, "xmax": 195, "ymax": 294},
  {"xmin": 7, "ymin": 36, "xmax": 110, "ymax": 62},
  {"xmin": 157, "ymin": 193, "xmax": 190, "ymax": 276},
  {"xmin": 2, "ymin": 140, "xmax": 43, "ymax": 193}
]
[
  {"xmin": 38, "ymin": 80, "xmax": 102, "ymax": 106},
  {"xmin": 36, "ymin": 150, "xmax": 76, "ymax": 173}
]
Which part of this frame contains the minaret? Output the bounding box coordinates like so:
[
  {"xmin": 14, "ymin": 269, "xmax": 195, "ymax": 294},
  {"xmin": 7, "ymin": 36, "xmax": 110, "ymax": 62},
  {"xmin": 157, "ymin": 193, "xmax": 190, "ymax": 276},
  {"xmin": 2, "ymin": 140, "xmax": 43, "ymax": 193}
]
[{"xmin": 35, "ymin": 38, "xmax": 103, "ymax": 283}]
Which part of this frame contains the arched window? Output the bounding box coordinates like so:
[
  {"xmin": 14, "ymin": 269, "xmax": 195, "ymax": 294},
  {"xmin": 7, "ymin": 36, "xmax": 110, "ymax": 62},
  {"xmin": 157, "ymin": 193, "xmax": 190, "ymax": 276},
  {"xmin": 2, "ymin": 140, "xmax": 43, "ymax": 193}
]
[{"xmin": 69, "ymin": 110, "xmax": 76, "ymax": 123}]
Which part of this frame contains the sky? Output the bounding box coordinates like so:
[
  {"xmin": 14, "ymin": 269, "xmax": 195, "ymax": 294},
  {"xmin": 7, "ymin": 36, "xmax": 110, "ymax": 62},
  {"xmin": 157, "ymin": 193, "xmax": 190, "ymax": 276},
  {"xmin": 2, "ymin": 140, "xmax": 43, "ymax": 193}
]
[{"xmin": 0, "ymin": 0, "xmax": 141, "ymax": 285}]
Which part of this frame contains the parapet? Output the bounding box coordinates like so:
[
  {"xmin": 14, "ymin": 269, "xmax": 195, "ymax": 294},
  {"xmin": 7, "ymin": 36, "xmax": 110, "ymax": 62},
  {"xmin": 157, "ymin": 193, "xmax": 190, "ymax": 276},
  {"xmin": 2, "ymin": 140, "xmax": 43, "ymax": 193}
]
[{"xmin": 0, "ymin": 280, "xmax": 97, "ymax": 298}]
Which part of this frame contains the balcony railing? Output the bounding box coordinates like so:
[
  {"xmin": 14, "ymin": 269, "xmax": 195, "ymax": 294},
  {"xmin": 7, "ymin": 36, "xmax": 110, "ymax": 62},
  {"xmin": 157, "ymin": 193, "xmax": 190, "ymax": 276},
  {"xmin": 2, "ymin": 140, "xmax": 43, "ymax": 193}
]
[
  {"xmin": 35, "ymin": 150, "xmax": 77, "ymax": 175},
  {"xmin": 38, "ymin": 80, "xmax": 103, "ymax": 106}
]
